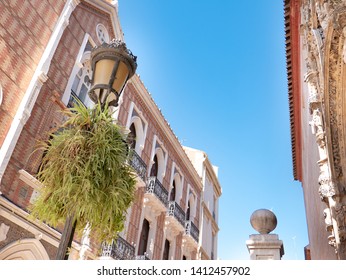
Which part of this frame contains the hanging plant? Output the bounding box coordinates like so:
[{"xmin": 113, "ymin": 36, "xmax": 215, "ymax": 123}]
[{"xmin": 29, "ymin": 101, "xmax": 136, "ymax": 243}]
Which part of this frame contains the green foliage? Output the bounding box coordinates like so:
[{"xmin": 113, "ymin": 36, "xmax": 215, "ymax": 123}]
[{"xmin": 29, "ymin": 102, "xmax": 136, "ymax": 243}]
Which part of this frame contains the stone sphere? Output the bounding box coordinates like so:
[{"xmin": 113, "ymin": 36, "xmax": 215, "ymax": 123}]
[{"xmin": 250, "ymin": 209, "xmax": 277, "ymax": 234}]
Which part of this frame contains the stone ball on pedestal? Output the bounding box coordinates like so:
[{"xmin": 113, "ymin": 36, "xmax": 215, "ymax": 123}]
[{"xmin": 250, "ymin": 209, "xmax": 277, "ymax": 234}]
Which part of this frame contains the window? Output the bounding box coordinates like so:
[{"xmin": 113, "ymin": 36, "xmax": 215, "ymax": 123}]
[
  {"xmin": 150, "ymin": 155, "xmax": 158, "ymax": 177},
  {"xmin": 211, "ymin": 234, "xmax": 215, "ymax": 260},
  {"xmin": 126, "ymin": 104, "xmax": 148, "ymax": 155},
  {"xmin": 138, "ymin": 219, "xmax": 150, "ymax": 255},
  {"xmin": 186, "ymin": 201, "xmax": 190, "ymax": 221},
  {"xmin": 162, "ymin": 239, "xmax": 170, "ymax": 260},
  {"xmin": 169, "ymin": 180, "xmax": 176, "ymax": 201},
  {"xmin": 96, "ymin": 23, "xmax": 110, "ymax": 44},
  {"xmin": 127, "ymin": 123, "xmax": 136, "ymax": 149},
  {"xmin": 68, "ymin": 66, "xmax": 91, "ymax": 107},
  {"xmin": 67, "ymin": 42, "xmax": 93, "ymax": 108}
]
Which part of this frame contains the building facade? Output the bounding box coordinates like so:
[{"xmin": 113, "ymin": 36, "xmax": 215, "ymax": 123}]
[
  {"xmin": 183, "ymin": 147, "xmax": 221, "ymax": 260},
  {"xmin": 0, "ymin": 0, "xmax": 221, "ymax": 260},
  {"xmin": 285, "ymin": 0, "xmax": 346, "ymax": 259}
]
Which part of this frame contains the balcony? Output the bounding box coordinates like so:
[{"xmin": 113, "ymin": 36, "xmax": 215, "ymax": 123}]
[
  {"xmin": 129, "ymin": 150, "xmax": 147, "ymax": 182},
  {"xmin": 100, "ymin": 236, "xmax": 135, "ymax": 260},
  {"xmin": 183, "ymin": 220, "xmax": 199, "ymax": 249},
  {"xmin": 165, "ymin": 201, "xmax": 185, "ymax": 234},
  {"xmin": 144, "ymin": 176, "xmax": 168, "ymax": 214}
]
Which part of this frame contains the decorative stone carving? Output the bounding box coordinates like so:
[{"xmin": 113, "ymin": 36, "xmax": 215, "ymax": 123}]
[
  {"xmin": 324, "ymin": 207, "xmax": 333, "ymax": 231},
  {"xmin": 0, "ymin": 223, "xmax": 10, "ymax": 242},
  {"xmin": 319, "ymin": 173, "xmax": 336, "ymax": 198},
  {"xmin": 335, "ymin": 203, "xmax": 346, "ymax": 241},
  {"xmin": 302, "ymin": 0, "xmax": 346, "ymax": 258},
  {"xmin": 315, "ymin": 1, "xmax": 330, "ymax": 30},
  {"xmin": 305, "ymin": 71, "xmax": 322, "ymax": 109},
  {"xmin": 35, "ymin": 233, "xmax": 43, "ymax": 240}
]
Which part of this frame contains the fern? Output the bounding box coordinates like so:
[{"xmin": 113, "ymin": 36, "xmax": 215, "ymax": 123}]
[{"xmin": 29, "ymin": 101, "xmax": 136, "ymax": 243}]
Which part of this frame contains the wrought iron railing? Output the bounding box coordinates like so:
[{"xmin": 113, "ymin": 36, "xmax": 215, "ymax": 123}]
[
  {"xmin": 146, "ymin": 176, "xmax": 168, "ymax": 207},
  {"xmin": 67, "ymin": 90, "xmax": 86, "ymax": 108},
  {"xmin": 185, "ymin": 220, "xmax": 199, "ymax": 243},
  {"xmin": 129, "ymin": 150, "xmax": 147, "ymax": 182},
  {"xmin": 101, "ymin": 236, "xmax": 135, "ymax": 260},
  {"xmin": 167, "ymin": 201, "xmax": 185, "ymax": 227}
]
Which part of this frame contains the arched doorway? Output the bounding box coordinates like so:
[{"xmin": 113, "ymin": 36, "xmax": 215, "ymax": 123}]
[{"xmin": 0, "ymin": 238, "xmax": 50, "ymax": 260}]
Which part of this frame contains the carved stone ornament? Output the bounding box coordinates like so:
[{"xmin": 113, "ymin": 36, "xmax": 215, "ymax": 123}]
[
  {"xmin": 319, "ymin": 174, "xmax": 336, "ymax": 198},
  {"xmin": 310, "ymin": 108, "xmax": 324, "ymax": 138},
  {"xmin": 304, "ymin": 71, "xmax": 322, "ymax": 109},
  {"xmin": 324, "ymin": 207, "xmax": 333, "ymax": 231},
  {"xmin": 328, "ymin": 233, "xmax": 337, "ymax": 249},
  {"xmin": 303, "ymin": 1, "xmax": 346, "ymax": 258},
  {"xmin": 315, "ymin": 1, "xmax": 331, "ymax": 30}
]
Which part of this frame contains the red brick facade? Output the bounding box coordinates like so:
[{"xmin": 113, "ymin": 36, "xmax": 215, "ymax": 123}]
[{"xmin": 0, "ymin": 0, "xmax": 65, "ymax": 147}]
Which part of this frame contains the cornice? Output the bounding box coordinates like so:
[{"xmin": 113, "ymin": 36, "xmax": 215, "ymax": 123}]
[
  {"xmin": 204, "ymin": 155, "xmax": 222, "ymax": 197},
  {"xmin": 284, "ymin": 0, "xmax": 303, "ymax": 181}
]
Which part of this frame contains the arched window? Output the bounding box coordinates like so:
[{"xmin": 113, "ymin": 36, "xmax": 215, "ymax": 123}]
[
  {"xmin": 162, "ymin": 239, "xmax": 170, "ymax": 260},
  {"xmin": 169, "ymin": 180, "xmax": 176, "ymax": 201},
  {"xmin": 96, "ymin": 23, "xmax": 110, "ymax": 44},
  {"xmin": 127, "ymin": 123, "xmax": 136, "ymax": 149},
  {"xmin": 68, "ymin": 42, "xmax": 93, "ymax": 108},
  {"xmin": 150, "ymin": 155, "xmax": 158, "ymax": 177},
  {"xmin": 186, "ymin": 201, "xmax": 191, "ymax": 221},
  {"xmin": 138, "ymin": 219, "xmax": 150, "ymax": 255}
]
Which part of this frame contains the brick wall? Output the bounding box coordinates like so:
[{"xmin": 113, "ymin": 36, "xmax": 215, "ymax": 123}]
[
  {"xmin": 1, "ymin": 2, "xmax": 115, "ymax": 209},
  {"xmin": 0, "ymin": 0, "xmax": 65, "ymax": 147}
]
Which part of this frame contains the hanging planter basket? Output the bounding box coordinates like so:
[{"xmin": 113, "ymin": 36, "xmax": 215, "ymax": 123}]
[{"xmin": 29, "ymin": 102, "xmax": 136, "ymax": 243}]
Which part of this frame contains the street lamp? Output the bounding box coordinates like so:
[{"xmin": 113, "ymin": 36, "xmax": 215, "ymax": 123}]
[
  {"xmin": 88, "ymin": 39, "xmax": 137, "ymax": 107},
  {"xmin": 55, "ymin": 39, "xmax": 137, "ymax": 260}
]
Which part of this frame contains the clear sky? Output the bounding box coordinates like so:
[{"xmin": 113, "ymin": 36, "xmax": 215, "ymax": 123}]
[{"xmin": 119, "ymin": 1, "xmax": 308, "ymax": 260}]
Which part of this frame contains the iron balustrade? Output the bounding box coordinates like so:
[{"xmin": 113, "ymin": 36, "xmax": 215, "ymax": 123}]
[
  {"xmin": 101, "ymin": 236, "xmax": 135, "ymax": 260},
  {"xmin": 129, "ymin": 150, "xmax": 147, "ymax": 182},
  {"xmin": 168, "ymin": 201, "xmax": 186, "ymax": 227},
  {"xmin": 185, "ymin": 220, "xmax": 199, "ymax": 243},
  {"xmin": 146, "ymin": 177, "xmax": 168, "ymax": 207}
]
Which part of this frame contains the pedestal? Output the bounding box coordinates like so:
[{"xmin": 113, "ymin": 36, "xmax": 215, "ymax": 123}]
[{"xmin": 246, "ymin": 234, "xmax": 284, "ymax": 260}]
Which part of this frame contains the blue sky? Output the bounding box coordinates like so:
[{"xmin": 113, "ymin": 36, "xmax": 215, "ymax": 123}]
[{"xmin": 119, "ymin": 1, "xmax": 308, "ymax": 260}]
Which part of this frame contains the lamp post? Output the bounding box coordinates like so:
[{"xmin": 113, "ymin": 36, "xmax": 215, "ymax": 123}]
[
  {"xmin": 88, "ymin": 39, "xmax": 137, "ymax": 107},
  {"xmin": 55, "ymin": 39, "xmax": 137, "ymax": 260}
]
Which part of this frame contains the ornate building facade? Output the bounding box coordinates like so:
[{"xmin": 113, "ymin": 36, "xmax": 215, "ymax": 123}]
[
  {"xmin": 285, "ymin": 0, "xmax": 346, "ymax": 259},
  {"xmin": 0, "ymin": 0, "xmax": 221, "ymax": 260}
]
